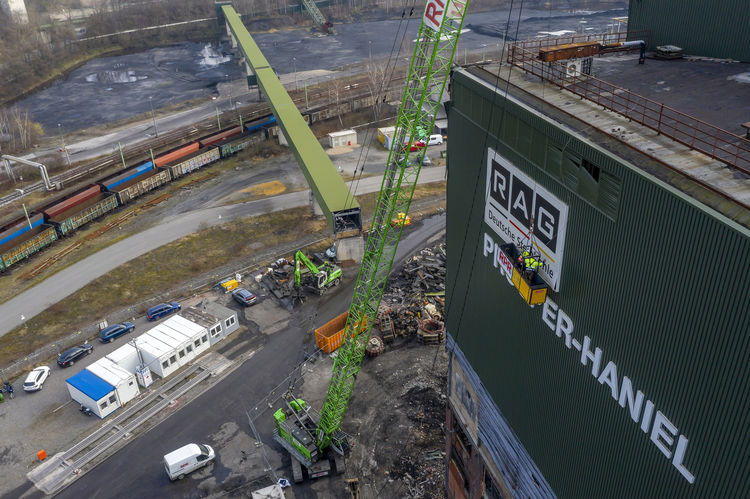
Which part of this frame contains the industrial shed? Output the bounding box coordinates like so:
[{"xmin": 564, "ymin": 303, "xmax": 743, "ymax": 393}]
[
  {"xmin": 65, "ymin": 369, "xmax": 119, "ymax": 419},
  {"xmin": 86, "ymin": 357, "xmax": 140, "ymax": 406},
  {"xmin": 181, "ymin": 301, "xmax": 238, "ymax": 346}
]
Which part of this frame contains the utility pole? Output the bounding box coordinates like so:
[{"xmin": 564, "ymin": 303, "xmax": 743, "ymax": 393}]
[
  {"xmin": 148, "ymin": 96, "xmax": 158, "ymax": 137},
  {"xmin": 57, "ymin": 123, "xmax": 71, "ymax": 167}
]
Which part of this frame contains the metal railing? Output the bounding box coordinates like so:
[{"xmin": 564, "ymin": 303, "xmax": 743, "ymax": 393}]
[{"xmin": 507, "ymin": 38, "xmax": 750, "ymax": 175}]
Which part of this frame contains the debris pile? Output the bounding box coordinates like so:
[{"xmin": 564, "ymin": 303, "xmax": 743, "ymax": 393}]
[
  {"xmin": 376, "ymin": 240, "xmax": 446, "ymax": 342},
  {"xmin": 259, "ymin": 257, "xmax": 295, "ymax": 299}
]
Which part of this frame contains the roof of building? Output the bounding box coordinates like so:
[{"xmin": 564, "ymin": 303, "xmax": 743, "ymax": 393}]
[
  {"xmin": 182, "ymin": 301, "xmax": 235, "ymax": 329},
  {"xmin": 105, "ymin": 343, "xmax": 138, "ymax": 363},
  {"xmin": 462, "ymin": 54, "xmax": 750, "ymax": 228},
  {"xmin": 66, "ymin": 369, "xmax": 114, "ymax": 400},
  {"xmin": 87, "ymin": 358, "xmax": 134, "ymax": 384}
]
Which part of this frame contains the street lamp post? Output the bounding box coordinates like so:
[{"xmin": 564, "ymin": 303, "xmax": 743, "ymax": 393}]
[
  {"xmin": 292, "ymin": 57, "xmax": 297, "ymax": 91},
  {"xmin": 368, "ymin": 40, "xmax": 372, "ymax": 62},
  {"xmin": 148, "ymin": 96, "xmax": 158, "ymax": 137},
  {"xmin": 225, "ymin": 74, "xmax": 235, "ymax": 111},
  {"xmin": 57, "ymin": 123, "xmax": 71, "ymax": 167}
]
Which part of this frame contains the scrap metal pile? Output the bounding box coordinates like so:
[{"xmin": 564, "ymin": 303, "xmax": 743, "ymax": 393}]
[
  {"xmin": 258, "ymin": 257, "xmax": 295, "ymax": 299},
  {"xmin": 376, "ymin": 240, "xmax": 446, "ymax": 344}
]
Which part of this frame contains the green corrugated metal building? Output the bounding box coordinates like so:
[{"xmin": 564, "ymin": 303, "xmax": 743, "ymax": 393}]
[
  {"xmin": 628, "ymin": 0, "xmax": 750, "ymax": 62},
  {"xmin": 444, "ymin": 63, "xmax": 750, "ymax": 497}
]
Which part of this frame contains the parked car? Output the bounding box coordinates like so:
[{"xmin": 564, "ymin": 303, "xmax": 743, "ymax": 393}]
[
  {"xmin": 99, "ymin": 322, "xmax": 135, "ymax": 343},
  {"xmin": 164, "ymin": 443, "xmax": 215, "ymax": 481},
  {"xmin": 401, "ymin": 140, "xmax": 426, "ymax": 152},
  {"xmin": 23, "ymin": 366, "xmax": 50, "ymax": 392},
  {"xmin": 57, "ymin": 344, "xmax": 93, "ymax": 368},
  {"xmin": 147, "ymin": 302, "xmax": 181, "ymax": 321},
  {"xmin": 232, "ymin": 288, "xmax": 258, "ymax": 306},
  {"xmin": 427, "ymin": 134, "xmax": 444, "ymax": 145}
]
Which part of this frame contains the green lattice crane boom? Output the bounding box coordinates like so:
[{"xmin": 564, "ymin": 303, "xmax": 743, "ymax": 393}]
[{"xmin": 315, "ymin": 0, "xmax": 469, "ymax": 452}]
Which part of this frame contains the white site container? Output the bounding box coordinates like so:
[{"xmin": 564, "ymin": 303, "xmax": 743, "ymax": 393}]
[
  {"xmin": 106, "ymin": 343, "xmax": 141, "ymax": 374},
  {"xmin": 146, "ymin": 327, "xmax": 194, "ymax": 367},
  {"xmin": 66, "ymin": 369, "xmax": 120, "ymax": 418},
  {"xmin": 87, "ymin": 357, "xmax": 140, "ymax": 405},
  {"xmin": 166, "ymin": 315, "xmax": 211, "ymax": 355},
  {"xmin": 134, "ymin": 334, "xmax": 178, "ymax": 379},
  {"xmin": 328, "ymin": 129, "xmax": 357, "ymax": 148}
]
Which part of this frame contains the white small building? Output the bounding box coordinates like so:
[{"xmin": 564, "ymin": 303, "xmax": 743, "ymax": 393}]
[
  {"xmin": 86, "ymin": 357, "xmax": 140, "ymax": 406},
  {"xmin": 163, "ymin": 315, "xmax": 211, "ymax": 356},
  {"xmin": 106, "ymin": 343, "xmax": 142, "ymax": 374},
  {"xmin": 146, "ymin": 327, "xmax": 194, "ymax": 366},
  {"xmin": 66, "ymin": 369, "xmax": 120, "ymax": 418},
  {"xmin": 134, "ymin": 334, "xmax": 178, "ymax": 379},
  {"xmin": 328, "ymin": 129, "xmax": 357, "ymax": 148},
  {"xmin": 181, "ymin": 301, "xmax": 239, "ymax": 346}
]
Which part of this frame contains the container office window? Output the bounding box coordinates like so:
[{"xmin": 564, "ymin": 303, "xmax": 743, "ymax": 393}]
[
  {"xmin": 225, "ymin": 316, "xmax": 236, "ymax": 328},
  {"xmin": 100, "ymin": 400, "xmax": 108, "ymax": 409},
  {"xmin": 162, "ymin": 361, "xmax": 169, "ymax": 369},
  {"xmin": 201, "ymin": 335, "xmax": 208, "ymax": 344},
  {"xmin": 210, "ymin": 325, "xmax": 221, "ymax": 337},
  {"xmin": 194, "ymin": 339, "xmax": 201, "ymax": 348},
  {"xmin": 186, "ymin": 345, "xmax": 193, "ymax": 354},
  {"xmin": 109, "ymin": 395, "xmax": 117, "ymax": 404},
  {"xmin": 128, "ymin": 381, "xmax": 134, "ymax": 387},
  {"xmin": 179, "ymin": 349, "xmax": 185, "ymax": 358},
  {"xmin": 170, "ymin": 355, "xmax": 177, "ymax": 364}
]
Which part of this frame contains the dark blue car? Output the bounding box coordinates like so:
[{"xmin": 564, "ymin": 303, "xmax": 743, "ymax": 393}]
[
  {"xmin": 147, "ymin": 302, "xmax": 181, "ymax": 321},
  {"xmin": 99, "ymin": 322, "xmax": 135, "ymax": 343}
]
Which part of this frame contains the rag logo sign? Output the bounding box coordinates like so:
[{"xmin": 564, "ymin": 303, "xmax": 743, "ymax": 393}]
[
  {"xmin": 423, "ymin": 0, "xmax": 465, "ymax": 31},
  {"xmin": 484, "ymin": 148, "xmax": 569, "ymax": 291}
]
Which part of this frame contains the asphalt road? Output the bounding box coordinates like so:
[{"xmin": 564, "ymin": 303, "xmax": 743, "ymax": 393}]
[
  {"xmin": 0, "ymin": 166, "xmax": 445, "ymax": 336},
  {"xmin": 35, "ymin": 213, "xmax": 446, "ymax": 499}
]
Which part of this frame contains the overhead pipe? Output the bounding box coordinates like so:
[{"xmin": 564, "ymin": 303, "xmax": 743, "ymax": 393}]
[{"xmin": 1, "ymin": 155, "xmax": 59, "ymax": 191}]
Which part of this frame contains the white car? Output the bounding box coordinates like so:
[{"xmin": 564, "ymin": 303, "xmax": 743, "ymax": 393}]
[{"xmin": 23, "ymin": 366, "xmax": 50, "ymax": 392}]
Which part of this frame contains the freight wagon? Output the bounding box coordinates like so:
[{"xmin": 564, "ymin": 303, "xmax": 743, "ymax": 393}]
[
  {"xmin": 165, "ymin": 147, "xmax": 221, "ymax": 179},
  {"xmin": 216, "ymin": 132, "xmax": 257, "ymax": 157},
  {"xmin": 100, "ymin": 161, "xmax": 154, "ymax": 191},
  {"xmin": 47, "ymin": 193, "xmax": 119, "ymax": 236},
  {"xmin": 153, "ymin": 142, "xmax": 200, "ymax": 168},
  {"xmin": 199, "ymin": 127, "xmax": 243, "ymax": 147},
  {"xmin": 0, "ymin": 213, "xmax": 44, "ymax": 248},
  {"xmin": 245, "ymin": 115, "xmax": 276, "ymax": 134},
  {"xmin": 109, "ymin": 168, "xmax": 171, "ymax": 204},
  {"xmin": 41, "ymin": 184, "xmax": 101, "ymax": 220},
  {"xmin": 0, "ymin": 225, "xmax": 58, "ymax": 272}
]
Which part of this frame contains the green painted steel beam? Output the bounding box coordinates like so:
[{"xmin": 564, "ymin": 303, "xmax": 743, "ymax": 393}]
[{"xmin": 221, "ymin": 5, "xmax": 360, "ymax": 233}]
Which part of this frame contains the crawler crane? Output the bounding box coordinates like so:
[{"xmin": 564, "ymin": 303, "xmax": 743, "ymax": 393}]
[{"xmin": 273, "ymin": 0, "xmax": 469, "ymax": 481}]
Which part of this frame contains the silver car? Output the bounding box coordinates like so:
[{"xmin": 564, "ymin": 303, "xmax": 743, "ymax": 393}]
[{"xmin": 23, "ymin": 366, "xmax": 50, "ymax": 392}]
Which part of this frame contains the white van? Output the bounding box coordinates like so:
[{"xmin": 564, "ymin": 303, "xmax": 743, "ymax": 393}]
[
  {"xmin": 164, "ymin": 443, "xmax": 215, "ymax": 481},
  {"xmin": 427, "ymin": 134, "xmax": 444, "ymax": 146}
]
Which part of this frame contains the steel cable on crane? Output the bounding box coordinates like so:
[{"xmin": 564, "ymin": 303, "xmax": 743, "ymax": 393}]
[
  {"xmin": 342, "ymin": 0, "xmax": 421, "ymax": 212},
  {"xmin": 435, "ymin": 0, "xmax": 526, "ymax": 371}
]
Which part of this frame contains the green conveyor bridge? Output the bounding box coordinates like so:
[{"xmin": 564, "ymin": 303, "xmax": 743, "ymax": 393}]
[{"xmin": 218, "ymin": 4, "xmax": 361, "ymax": 234}]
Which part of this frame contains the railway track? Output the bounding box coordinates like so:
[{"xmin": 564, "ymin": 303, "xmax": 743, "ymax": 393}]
[{"xmin": 0, "ymin": 71, "xmax": 406, "ymax": 211}]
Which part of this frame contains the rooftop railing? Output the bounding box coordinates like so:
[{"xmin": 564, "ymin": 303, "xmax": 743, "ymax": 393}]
[{"xmin": 507, "ymin": 35, "xmax": 750, "ymax": 176}]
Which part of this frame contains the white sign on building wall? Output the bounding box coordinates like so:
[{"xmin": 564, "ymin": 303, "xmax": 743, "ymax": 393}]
[{"xmin": 484, "ymin": 148, "xmax": 569, "ymax": 291}]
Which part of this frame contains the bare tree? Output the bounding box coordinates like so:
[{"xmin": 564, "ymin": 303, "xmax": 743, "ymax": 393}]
[{"xmin": 327, "ymin": 78, "xmax": 345, "ymax": 128}]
